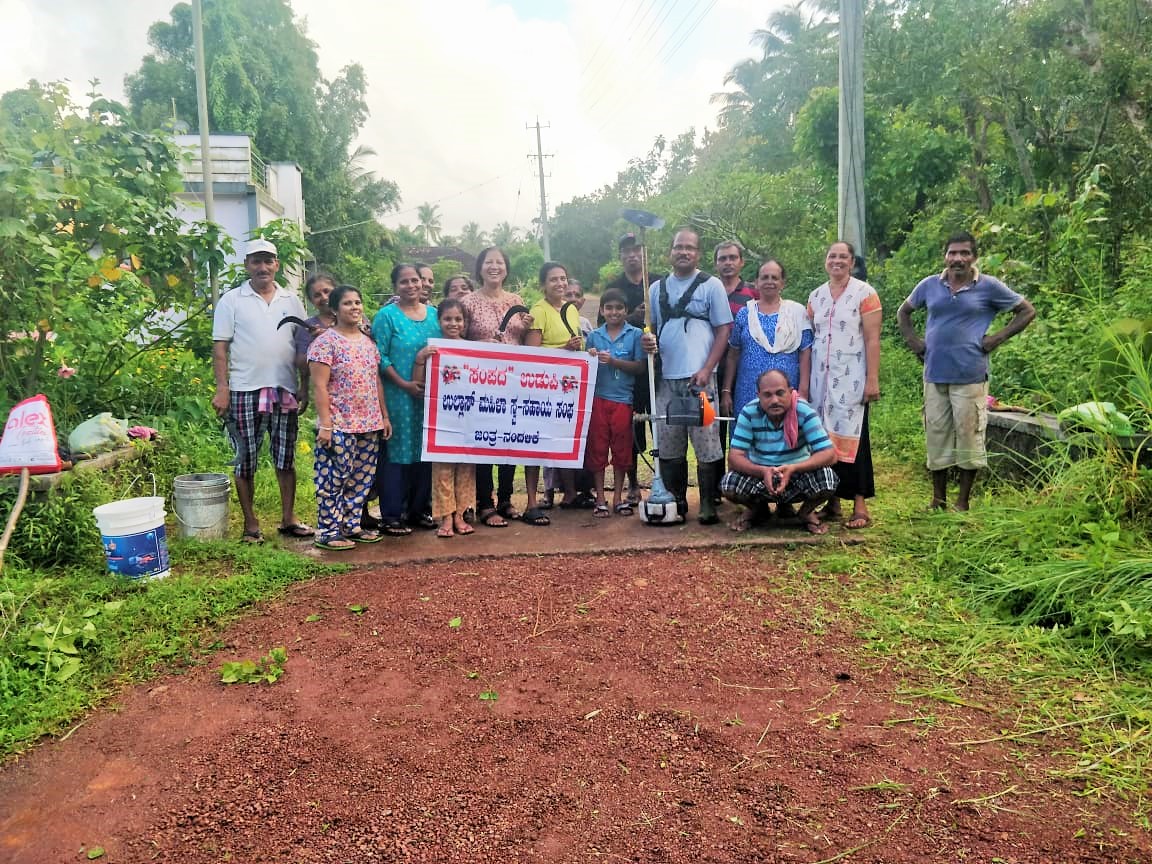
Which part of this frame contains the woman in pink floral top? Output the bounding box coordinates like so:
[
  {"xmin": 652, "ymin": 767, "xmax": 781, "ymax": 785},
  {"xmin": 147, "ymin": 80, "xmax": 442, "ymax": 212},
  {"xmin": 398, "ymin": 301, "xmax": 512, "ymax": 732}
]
[{"xmin": 307, "ymin": 285, "xmax": 392, "ymax": 550}]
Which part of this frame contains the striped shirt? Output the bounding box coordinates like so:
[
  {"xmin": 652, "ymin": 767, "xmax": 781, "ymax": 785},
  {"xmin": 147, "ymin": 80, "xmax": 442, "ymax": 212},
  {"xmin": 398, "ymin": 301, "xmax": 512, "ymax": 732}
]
[{"xmin": 730, "ymin": 398, "xmax": 833, "ymax": 467}]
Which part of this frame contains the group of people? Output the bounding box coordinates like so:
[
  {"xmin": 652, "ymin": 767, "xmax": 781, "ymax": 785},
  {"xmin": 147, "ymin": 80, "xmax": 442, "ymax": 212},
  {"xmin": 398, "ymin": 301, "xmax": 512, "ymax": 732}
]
[{"xmin": 209, "ymin": 227, "xmax": 1034, "ymax": 548}]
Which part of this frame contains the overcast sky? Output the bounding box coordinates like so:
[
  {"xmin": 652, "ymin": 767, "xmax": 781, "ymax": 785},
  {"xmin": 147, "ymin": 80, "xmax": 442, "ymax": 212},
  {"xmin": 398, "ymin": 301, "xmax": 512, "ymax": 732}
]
[{"xmin": 0, "ymin": 0, "xmax": 781, "ymax": 237}]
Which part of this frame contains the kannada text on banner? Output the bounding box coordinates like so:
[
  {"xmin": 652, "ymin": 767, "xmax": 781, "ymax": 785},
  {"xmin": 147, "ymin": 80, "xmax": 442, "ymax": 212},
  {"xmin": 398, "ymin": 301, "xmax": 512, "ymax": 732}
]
[{"xmin": 420, "ymin": 340, "xmax": 598, "ymax": 467}]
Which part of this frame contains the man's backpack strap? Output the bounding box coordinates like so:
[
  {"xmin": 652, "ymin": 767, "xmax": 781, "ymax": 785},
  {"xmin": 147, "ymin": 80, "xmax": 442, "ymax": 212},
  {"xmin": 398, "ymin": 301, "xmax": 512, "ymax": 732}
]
[{"xmin": 656, "ymin": 271, "xmax": 713, "ymax": 343}]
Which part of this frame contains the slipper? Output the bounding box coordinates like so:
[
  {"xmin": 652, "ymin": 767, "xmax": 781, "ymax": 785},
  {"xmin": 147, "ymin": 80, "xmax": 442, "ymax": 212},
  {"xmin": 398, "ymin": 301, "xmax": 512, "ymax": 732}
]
[
  {"xmin": 240, "ymin": 530, "xmax": 264, "ymax": 545},
  {"xmin": 436, "ymin": 526, "xmax": 454, "ymax": 538},
  {"xmin": 314, "ymin": 537, "xmax": 355, "ymax": 551},
  {"xmin": 845, "ymin": 515, "xmax": 872, "ymax": 530},
  {"xmin": 496, "ymin": 501, "xmax": 521, "ymax": 521},
  {"xmin": 521, "ymin": 507, "xmax": 551, "ymax": 526},
  {"xmin": 801, "ymin": 517, "xmax": 829, "ymax": 535},
  {"xmin": 479, "ymin": 508, "xmax": 508, "ymax": 528},
  {"xmin": 408, "ymin": 513, "xmax": 437, "ymax": 531},
  {"xmin": 348, "ymin": 530, "xmax": 382, "ymax": 543},
  {"xmin": 593, "ymin": 502, "xmax": 611, "ymax": 518},
  {"xmin": 454, "ymin": 522, "xmax": 475, "ymax": 535},
  {"xmin": 381, "ymin": 520, "xmax": 413, "ymax": 536},
  {"xmin": 277, "ymin": 523, "xmax": 315, "ymax": 538},
  {"xmin": 614, "ymin": 502, "xmax": 633, "ymax": 516}
]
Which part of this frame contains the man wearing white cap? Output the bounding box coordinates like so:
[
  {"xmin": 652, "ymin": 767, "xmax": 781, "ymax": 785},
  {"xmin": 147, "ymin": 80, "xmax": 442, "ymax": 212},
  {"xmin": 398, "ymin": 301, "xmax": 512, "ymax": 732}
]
[{"xmin": 211, "ymin": 238, "xmax": 313, "ymax": 543}]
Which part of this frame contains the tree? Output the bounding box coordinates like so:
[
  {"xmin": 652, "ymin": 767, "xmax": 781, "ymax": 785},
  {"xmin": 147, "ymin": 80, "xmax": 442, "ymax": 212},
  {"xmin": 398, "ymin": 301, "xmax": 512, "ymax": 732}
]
[
  {"xmin": 457, "ymin": 221, "xmax": 488, "ymax": 253},
  {"xmin": 711, "ymin": 0, "xmax": 837, "ymax": 161},
  {"xmin": 491, "ymin": 222, "xmax": 520, "ymax": 247},
  {"xmin": 416, "ymin": 203, "xmax": 442, "ymax": 244},
  {"xmin": 0, "ymin": 83, "xmax": 227, "ymax": 422},
  {"xmin": 125, "ymin": 0, "xmax": 399, "ymax": 268}
]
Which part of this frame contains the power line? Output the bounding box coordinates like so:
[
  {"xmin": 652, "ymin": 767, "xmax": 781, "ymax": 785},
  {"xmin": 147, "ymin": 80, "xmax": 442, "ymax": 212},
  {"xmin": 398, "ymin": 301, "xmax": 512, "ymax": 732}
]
[
  {"xmin": 590, "ymin": 0, "xmax": 721, "ymax": 136},
  {"xmin": 663, "ymin": 0, "xmax": 720, "ymax": 56},
  {"xmin": 577, "ymin": 1, "xmax": 627, "ymax": 78},
  {"xmin": 579, "ymin": 0, "xmax": 662, "ymax": 110}
]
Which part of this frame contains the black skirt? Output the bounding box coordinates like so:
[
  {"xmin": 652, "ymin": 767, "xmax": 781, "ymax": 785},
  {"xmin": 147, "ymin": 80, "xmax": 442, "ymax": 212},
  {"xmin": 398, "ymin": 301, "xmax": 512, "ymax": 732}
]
[{"xmin": 833, "ymin": 405, "xmax": 874, "ymax": 500}]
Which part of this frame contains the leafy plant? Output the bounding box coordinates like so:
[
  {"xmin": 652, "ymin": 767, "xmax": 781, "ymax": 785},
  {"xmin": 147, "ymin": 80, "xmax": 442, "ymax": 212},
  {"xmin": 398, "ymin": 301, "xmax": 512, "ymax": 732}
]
[{"xmin": 219, "ymin": 647, "xmax": 287, "ymax": 685}]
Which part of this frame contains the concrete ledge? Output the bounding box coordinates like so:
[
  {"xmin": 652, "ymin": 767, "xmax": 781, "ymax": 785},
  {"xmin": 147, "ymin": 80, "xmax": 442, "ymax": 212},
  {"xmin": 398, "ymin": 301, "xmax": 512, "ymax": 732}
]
[{"xmin": 2, "ymin": 446, "xmax": 145, "ymax": 493}]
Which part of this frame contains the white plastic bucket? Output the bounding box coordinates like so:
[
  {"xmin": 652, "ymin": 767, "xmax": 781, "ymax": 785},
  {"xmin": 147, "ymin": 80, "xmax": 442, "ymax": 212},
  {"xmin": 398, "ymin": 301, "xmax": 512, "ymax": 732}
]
[
  {"xmin": 172, "ymin": 473, "xmax": 231, "ymax": 540},
  {"xmin": 93, "ymin": 496, "xmax": 170, "ymax": 580}
]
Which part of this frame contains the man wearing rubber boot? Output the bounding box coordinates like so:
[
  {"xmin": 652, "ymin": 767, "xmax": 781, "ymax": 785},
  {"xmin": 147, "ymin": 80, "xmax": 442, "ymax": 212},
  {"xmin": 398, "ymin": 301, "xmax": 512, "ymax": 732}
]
[{"xmin": 641, "ymin": 228, "xmax": 733, "ymax": 524}]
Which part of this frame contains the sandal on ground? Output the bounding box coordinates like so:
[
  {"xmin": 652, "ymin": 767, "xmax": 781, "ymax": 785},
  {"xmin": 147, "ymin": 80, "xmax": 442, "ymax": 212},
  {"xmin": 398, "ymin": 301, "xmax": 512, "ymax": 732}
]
[
  {"xmin": 408, "ymin": 513, "xmax": 437, "ymax": 530},
  {"xmin": 801, "ymin": 516, "xmax": 829, "ymax": 535},
  {"xmin": 479, "ymin": 508, "xmax": 508, "ymax": 528},
  {"xmin": 521, "ymin": 507, "xmax": 551, "ymax": 526},
  {"xmin": 436, "ymin": 525, "xmax": 454, "ymax": 538},
  {"xmin": 453, "ymin": 518, "xmax": 475, "ymax": 535},
  {"xmin": 277, "ymin": 522, "xmax": 315, "ymax": 538},
  {"xmin": 627, "ymin": 489, "xmax": 642, "ymax": 506},
  {"xmin": 240, "ymin": 530, "xmax": 264, "ymax": 545},
  {"xmin": 573, "ymin": 491, "xmax": 596, "ymax": 509},
  {"xmin": 381, "ymin": 520, "xmax": 412, "ymax": 536},
  {"xmin": 845, "ymin": 514, "xmax": 872, "ymax": 529},
  {"xmin": 496, "ymin": 501, "xmax": 521, "ymax": 521},
  {"xmin": 593, "ymin": 502, "xmax": 611, "ymax": 518},
  {"xmin": 348, "ymin": 530, "xmax": 382, "ymax": 543},
  {"xmin": 614, "ymin": 502, "xmax": 633, "ymax": 516},
  {"xmin": 539, "ymin": 492, "xmax": 555, "ymax": 510},
  {"xmin": 314, "ymin": 537, "xmax": 356, "ymax": 551}
]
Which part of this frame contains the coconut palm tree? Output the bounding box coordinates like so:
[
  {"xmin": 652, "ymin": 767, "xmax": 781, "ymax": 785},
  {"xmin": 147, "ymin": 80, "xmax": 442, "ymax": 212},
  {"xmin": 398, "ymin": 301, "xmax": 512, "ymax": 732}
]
[
  {"xmin": 416, "ymin": 202, "xmax": 442, "ymax": 244},
  {"xmin": 491, "ymin": 221, "xmax": 519, "ymax": 247},
  {"xmin": 711, "ymin": 1, "xmax": 837, "ymax": 132},
  {"xmin": 458, "ymin": 221, "xmax": 488, "ymax": 253}
]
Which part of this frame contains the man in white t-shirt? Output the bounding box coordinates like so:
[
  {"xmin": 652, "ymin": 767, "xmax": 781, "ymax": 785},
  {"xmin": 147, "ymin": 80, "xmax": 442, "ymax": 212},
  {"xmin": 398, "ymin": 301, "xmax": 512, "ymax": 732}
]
[
  {"xmin": 641, "ymin": 228, "xmax": 733, "ymax": 524},
  {"xmin": 211, "ymin": 239, "xmax": 312, "ymax": 543}
]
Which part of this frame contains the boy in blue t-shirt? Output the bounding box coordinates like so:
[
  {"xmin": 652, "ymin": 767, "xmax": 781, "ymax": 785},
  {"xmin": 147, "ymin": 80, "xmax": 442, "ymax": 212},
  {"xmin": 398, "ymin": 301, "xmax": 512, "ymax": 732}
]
[{"xmin": 584, "ymin": 289, "xmax": 646, "ymax": 516}]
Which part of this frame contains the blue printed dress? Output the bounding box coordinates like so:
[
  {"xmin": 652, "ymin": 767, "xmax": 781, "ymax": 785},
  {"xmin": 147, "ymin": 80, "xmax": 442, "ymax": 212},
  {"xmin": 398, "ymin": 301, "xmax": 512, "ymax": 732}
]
[
  {"xmin": 372, "ymin": 303, "xmax": 441, "ymax": 464},
  {"xmin": 729, "ymin": 302, "xmax": 814, "ymax": 412}
]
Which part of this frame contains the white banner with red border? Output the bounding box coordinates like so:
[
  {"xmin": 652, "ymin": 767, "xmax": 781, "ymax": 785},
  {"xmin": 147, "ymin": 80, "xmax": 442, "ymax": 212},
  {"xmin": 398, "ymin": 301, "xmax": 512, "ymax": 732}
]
[{"xmin": 420, "ymin": 340, "xmax": 597, "ymax": 467}]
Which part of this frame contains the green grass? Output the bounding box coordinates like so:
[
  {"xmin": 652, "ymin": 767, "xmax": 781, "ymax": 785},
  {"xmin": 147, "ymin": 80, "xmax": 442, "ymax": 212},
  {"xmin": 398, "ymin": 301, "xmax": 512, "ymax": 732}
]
[
  {"xmin": 0, "ymin": 420, "xmax": 338, "ymax": 757},
  {"xmin": 771, "ymin": 443, "xmax": 1152, "ymax": 820}
]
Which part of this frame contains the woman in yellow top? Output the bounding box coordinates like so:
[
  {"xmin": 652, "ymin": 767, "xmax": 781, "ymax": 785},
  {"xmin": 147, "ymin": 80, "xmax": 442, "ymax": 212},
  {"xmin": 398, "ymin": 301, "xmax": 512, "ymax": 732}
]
[{"xmin": 521, "ymin": 262, "xmax": 584, "ymax": 524}]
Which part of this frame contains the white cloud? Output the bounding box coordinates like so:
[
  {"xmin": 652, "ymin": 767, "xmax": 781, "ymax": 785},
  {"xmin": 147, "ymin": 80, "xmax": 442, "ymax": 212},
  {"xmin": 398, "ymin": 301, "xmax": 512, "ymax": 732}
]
[{"xmin": 0, "ymin": 0, "xmax": 781, "ymax": 235}]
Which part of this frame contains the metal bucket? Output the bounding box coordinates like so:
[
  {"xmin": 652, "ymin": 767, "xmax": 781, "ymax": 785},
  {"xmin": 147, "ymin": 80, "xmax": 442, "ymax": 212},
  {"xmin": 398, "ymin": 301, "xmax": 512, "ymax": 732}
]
[{"xmin": 172, "ymin": 473, "xmax": 231, "ymax": 540}]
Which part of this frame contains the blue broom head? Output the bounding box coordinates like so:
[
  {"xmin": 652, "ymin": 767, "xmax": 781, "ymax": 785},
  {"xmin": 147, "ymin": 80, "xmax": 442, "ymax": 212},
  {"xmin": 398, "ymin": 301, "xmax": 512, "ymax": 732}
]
[{"xmin": 647, "ymin": 475, "xmax": 676, "ymax": 504}]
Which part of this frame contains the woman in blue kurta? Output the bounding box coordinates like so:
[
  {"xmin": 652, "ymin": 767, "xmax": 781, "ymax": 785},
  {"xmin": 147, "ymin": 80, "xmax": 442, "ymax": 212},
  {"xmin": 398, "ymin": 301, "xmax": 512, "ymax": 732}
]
[
  {"xmin": 721, "ymin": 258, "xmax": 813, "ymax": 421},
  {"xmin": 372, "ymin": 263, "xmax": 442, "ymax": 535}
]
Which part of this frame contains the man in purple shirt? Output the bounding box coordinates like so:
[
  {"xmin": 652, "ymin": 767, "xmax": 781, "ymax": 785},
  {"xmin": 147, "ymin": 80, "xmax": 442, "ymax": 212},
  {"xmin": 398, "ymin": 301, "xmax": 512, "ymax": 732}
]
[{"xmin": 897, "ymin": 231, "xmax": 1036, "ymax": 511}]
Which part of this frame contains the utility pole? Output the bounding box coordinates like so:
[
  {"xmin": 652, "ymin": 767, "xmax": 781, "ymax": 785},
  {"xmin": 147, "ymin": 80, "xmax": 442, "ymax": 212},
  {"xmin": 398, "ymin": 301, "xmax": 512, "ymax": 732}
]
[
  {"xmin": 191, "ymin": 0, "xmax": 219, "ymax": 306},
  {"xmin": 527, "ymin": 119, "xmax": 552, "ymax": 260},
  {"xmin": 838, "ymin": 0, "xmax": 866, "ymax": 273}
]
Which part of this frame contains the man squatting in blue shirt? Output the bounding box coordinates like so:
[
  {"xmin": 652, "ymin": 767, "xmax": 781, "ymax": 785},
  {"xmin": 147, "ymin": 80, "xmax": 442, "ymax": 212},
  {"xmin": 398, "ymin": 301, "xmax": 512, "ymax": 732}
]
[{"xmin": 719, "ymin": 368, "xmax": 839, "ymax": 534}]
